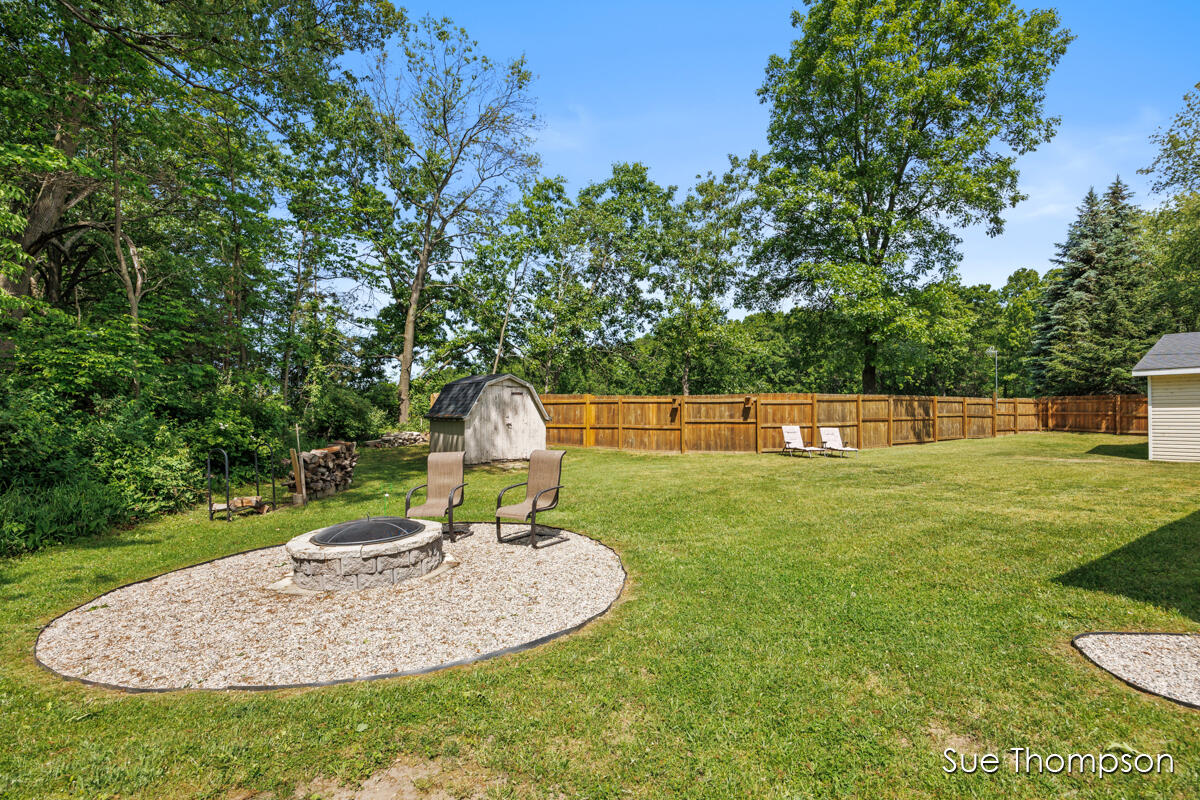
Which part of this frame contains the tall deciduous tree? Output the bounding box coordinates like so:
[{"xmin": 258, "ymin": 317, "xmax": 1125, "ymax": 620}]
[
  {"xmin": 750, "ymin": 0, "xmax": 1072, "ymax": 391},
  {"xmin": 1142, "ymin": 82, "xmax": 1200, "ymax": 333},
  {"xmin": 360, "ymin": 16, "xmax": 539, "ymax": 423},
  {"xmin": 1143, "ymin": 82, "xmax": 1200, "ymax": 196},
  {"xmin": 1, "ymin": 0, "xmax": 400, "ymax": 310},
  {"xmin": 652, "ymin": 171, "xmax": 746, "ymax": 394}
]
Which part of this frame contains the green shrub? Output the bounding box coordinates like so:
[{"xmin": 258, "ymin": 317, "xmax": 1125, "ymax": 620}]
[
  {"xmin": 0, "ymin": 478, "xmax": 127, "ymax": 556},
  {"xmin": 0, "ymin": 384, "xmax": 87, "ymax": 491},
  {"xmin": 85, "ymin": 404, "xmax": 203, "ymax": 518},
  {"xmin": 302, "ymin": 385, "xmax": 388, "ymax": 441},
  {"xmin": 360, "ymin": 381, "xmax": 400, "ymax": 424},
  {"xmin": 176, "ymin": 380, "xmax": 291, "ymax": 484}
]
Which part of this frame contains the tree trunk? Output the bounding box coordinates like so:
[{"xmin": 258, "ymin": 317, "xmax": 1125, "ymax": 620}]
[
  {"xmin": 396, "ymin": 242, "xmax": 432, "ymax": 424},
  {"xmin": 110, "ymin": 125, "xmax": 140, "ymax": 326},
  {"xmin": 862, "ymin": 362, "xmax": 877, "ymax": 394},
  {"xmin": 281, "ymin": 230, "xmax": 309, "ymax": 403},
  {"xmin": 861, "ymin": 335, "xmax": 878, "ymax": 393},
  {"xmin": 5, "ymin": 79, "xmax": 87, "ymax": 309},
  {"xmin": 492, "ymin": 258, "xmax": 525, "ymax": 374}
]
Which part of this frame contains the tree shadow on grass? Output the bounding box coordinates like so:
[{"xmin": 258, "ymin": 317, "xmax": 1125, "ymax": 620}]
[
  {"xmin": 1086, "ymin": 442, "xmax": 1148, "ymax": 460},
  {"xmin": 1055, "ymin": 510, "xmax": 1200, "ymax": 622},
  {"xmin": 352, "ymin": 445, "xmax": 428, "ymax": 482}
]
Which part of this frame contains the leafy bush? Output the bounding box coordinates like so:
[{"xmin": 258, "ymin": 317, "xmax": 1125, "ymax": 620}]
[
  {"xmin": 302, "ymin": 385, "xmax": 388, "ymax": 441},
  {"xmin": 9, "ymin": 311, "xmax": 146, "ymax": 404},
  {"xmin": 360, "ymin": 381, "xmax": 400, "ymax": 425},
  {"xmin": 178, "ymin": 380, "xmax": 291, "ymax": 483},
  {"xmin": 0, "ymin": 383, "xmax": 86, "ymax": 491},
  {"xmin": 0, "ymin": 381, "xmax": 201, "ymax": 553},
  {"xmin": 0, "ymin": 478, "xmax": 127, "ymax": 556},
  {"xmin": 85, "ymin": 400, "xmax": 203, "ymax": 517}
]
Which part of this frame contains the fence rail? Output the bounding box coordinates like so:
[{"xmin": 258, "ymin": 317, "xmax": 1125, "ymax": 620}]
[{"xmin": 540, "ymin": 392, "xmax": 1147, "ymax": 453}]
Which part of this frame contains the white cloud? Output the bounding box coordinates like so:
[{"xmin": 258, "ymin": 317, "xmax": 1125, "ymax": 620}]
[
  {"xmin": 536, "ymin": 104, "xmax": 596, "ymax": 153},
  {"xmin": 956, "ymin": 107, "xmax": 1169, "ymax": 286}
]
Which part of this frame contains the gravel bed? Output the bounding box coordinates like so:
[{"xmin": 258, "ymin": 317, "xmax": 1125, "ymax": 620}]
[
  {"xmin": 1074, "ymin": 632, "xmax": 1200, "ymax": 708},
  {"xmin": 36, "ymin": 523, "xmax": 624, "ymax": 690}
]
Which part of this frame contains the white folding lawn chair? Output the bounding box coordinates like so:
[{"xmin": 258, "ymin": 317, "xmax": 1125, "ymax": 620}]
[
  {"xmin": 781, "ymin": 425, "xmax": 826, "ymax": 457},
  {"xmin": 819, "ymin": 427, "xmax": 859, "ymax": 457}
]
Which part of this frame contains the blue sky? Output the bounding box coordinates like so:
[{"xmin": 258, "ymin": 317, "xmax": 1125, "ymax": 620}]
[{"xmin": 405, "ymin": 1, "xmax": 1200, "ymax": 291}]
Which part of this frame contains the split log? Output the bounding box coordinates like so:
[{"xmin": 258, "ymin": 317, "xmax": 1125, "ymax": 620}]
[
  {"xmin": 363, "ymin": 431, "xmax": 429, "ymax": 448},
  {"xmin": 284, "ymin": 441, "xmax": 358, "ymax": 498}
]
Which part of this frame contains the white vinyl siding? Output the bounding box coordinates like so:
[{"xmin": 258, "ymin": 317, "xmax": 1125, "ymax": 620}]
[{"xmin": 1148, "ymin": 374, "xmax": 1200, "ymax": 461}]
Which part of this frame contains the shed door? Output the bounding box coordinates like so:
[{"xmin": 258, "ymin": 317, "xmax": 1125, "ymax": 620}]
[{"xmin": 1150, "ymin": 375, "xmax": 1200, "ymax": 462}]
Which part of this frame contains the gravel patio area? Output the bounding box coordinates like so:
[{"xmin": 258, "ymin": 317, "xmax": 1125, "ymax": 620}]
[
  {"xmin": 36, "ymin": 523, "xmax": 624, "ymax": 690},
  {"xmin": 1074, "ymin": 632, "xmax": 1200, "ymax": 708}
]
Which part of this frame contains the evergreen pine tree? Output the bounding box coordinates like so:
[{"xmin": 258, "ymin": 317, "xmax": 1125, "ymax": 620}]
[
  {"xmin": 1029, "ymin": 189, "xmax": 1104, "ymax": 393},
  {"xmin": 1086, "ymin": 178, "xmax": 1154, "ymax": 392},
  {"xmin": 1029, "ymin": 179, "xmax": 1155, "ymax": 395}
]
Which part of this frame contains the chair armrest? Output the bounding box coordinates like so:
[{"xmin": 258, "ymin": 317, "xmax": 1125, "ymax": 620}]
[
  {"xmin": 496, "ymin": 482, "xmax": 527, "ymax": 508},
  {"xmin": 532, "ymin": 484, "xmax": 563, "ymax": 512},
  {"xmin": 448, "ymin": 482, "xmax": 468, "ymax": 509},
  {"xmin": 405, "ymin": 483, "xmax": 427, "ymax": 514}
]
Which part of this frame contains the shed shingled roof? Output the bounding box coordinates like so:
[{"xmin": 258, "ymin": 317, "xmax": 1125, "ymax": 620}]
[
  {"xmin": 425, "ymin": 374, "xmax": 550, "ymax": 420},
  {"xmin": 1132, "ymin": 333, "xmax": 1200, "ymax": 375}
]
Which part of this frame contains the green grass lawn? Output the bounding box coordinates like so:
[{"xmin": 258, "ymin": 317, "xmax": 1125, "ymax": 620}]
[{"xmin": 2, "ymin": 433, "xmax": 1198, "ymax": 799}]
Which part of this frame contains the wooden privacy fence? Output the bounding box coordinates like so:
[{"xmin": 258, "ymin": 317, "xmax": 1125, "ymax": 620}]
[
  {"xmin": 540, "ymin": 393, "xmax": 1147, "ymax": 454},
  {"xmin": 1040, "ymin": 394, "xmax": 1147, "ymax": 435}
]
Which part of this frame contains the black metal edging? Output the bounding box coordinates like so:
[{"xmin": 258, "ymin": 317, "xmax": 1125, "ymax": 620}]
[
  {"xmin": 1070, "ymin": 631, "xmax": 1200, "ymax": 711},
  {"xmin": 32, "ymin": 523, "xmax": 626, "ymax": 694}
]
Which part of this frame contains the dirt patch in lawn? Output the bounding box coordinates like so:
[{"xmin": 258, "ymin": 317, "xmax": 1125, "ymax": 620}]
[
  {"xmin": 291, "ymin": 754, "xmax": 509, "ymax": 800},
  {"xmin": 926, "ymin": 720, "xmax": 987, "ymax": 755}
]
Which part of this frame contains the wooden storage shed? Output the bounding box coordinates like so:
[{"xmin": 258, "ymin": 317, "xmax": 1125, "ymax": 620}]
[
  {"xmin": 1133, "ymin": 332, "xmax": 1200, "ymax": 461},
  {"xmin": 426, "ymin": 374, "xmax": 550, "ymax": 464}
]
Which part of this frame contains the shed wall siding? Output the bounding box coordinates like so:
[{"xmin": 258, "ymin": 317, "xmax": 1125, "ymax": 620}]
[
  {"xmin": 1149, "ymin": 374, "xmax": 1200, "ymax": 461},
  {"xmin": 463, "ymin": 377, "xmax": 546, "ymax": 464},
  {"xmin": 429, "ymin": 419, "xmax": 466, "ymax": 455}
]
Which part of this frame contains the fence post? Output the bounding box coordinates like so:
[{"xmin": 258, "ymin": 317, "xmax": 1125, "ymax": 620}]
[
  {"xmin": 855, "ymin": 394, "xmax": 863, "ymax": 448},
  {"xmin": 584, "ymin": 394, "xmax": 594, "ymax": 448},
  {"xmin": 810, "ymin": 392, "xmax": 819, "ymax": 451},
  {"xmin": 1115, "ymin": 394, "xmax": 1122, "ymax": 435},
  {"xmin": 932, "ymin": 395, "xmax": 939, "ymax": 443},
  {"xmin": 887, "ymin": 395, "xmax": 894, "ymax": 447},
  {"xmin": 678, "ymin": 395, "xmax": 686, "ymax": 453},
  {"xmin": 754, "ymin": 395, "xmax": 762, "ymax": 454},
  {"xmin": 962, "ymin": 396, "xmax": 968, "ymax": 439},
  {"xmin": 617, "ymin": 396, "xmax": 624, "ymax": 449},
  {"xmin": 991, "ymin": 392, "xmax": 998, "ymax": 438}
]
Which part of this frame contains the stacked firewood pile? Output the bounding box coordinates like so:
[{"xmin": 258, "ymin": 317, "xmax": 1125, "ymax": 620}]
[
  {"xmin": 285, "ymin": 441, "xmax": 358, "ymax": 501},
  {"xmin": 363, "ymin": 431, "xmax": 429, "ymax": 448}
]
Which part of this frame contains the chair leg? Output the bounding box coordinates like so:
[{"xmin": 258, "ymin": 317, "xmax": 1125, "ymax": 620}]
[
  {"xmin": 496, "ymin": 518, "xmax": 530, "ymax": 544},
  {"xmin": 496, "ymin": 512, "xmax": 567, "ymax": 548},
  {"xmin": 528, "ymin": 511, "xmax": 567, "ymax": 549},
  {"xmin": 444, "ymin": 506, "xmax": 471, "ymax": 540}
]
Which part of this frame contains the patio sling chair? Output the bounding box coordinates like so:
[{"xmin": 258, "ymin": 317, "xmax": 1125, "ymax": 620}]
[
  {"xmin": 781, "ymin": 425, "xmax": 825, "ymax": 457},
  {"xmin": 405, "ymin": 451, "xmax": 469, "ymax": 539},
  {"xmin": 819, "ymin": 427, "xmax": 859, "ymax": 457},
  {"xmin": 495, "ymin": 449, "xmax": 566, "ymax": 548}
]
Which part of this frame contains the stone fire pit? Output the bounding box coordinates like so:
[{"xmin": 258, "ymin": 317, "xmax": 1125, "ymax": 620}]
[{"xmin": 285, "ymin": 516, "xmax": 443, "ymax": 591}]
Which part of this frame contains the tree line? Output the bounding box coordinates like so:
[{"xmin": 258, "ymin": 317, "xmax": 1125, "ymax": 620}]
[{"xmin": 2, "ymin": 1, "xmax": 1198, "ymax": 551}]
